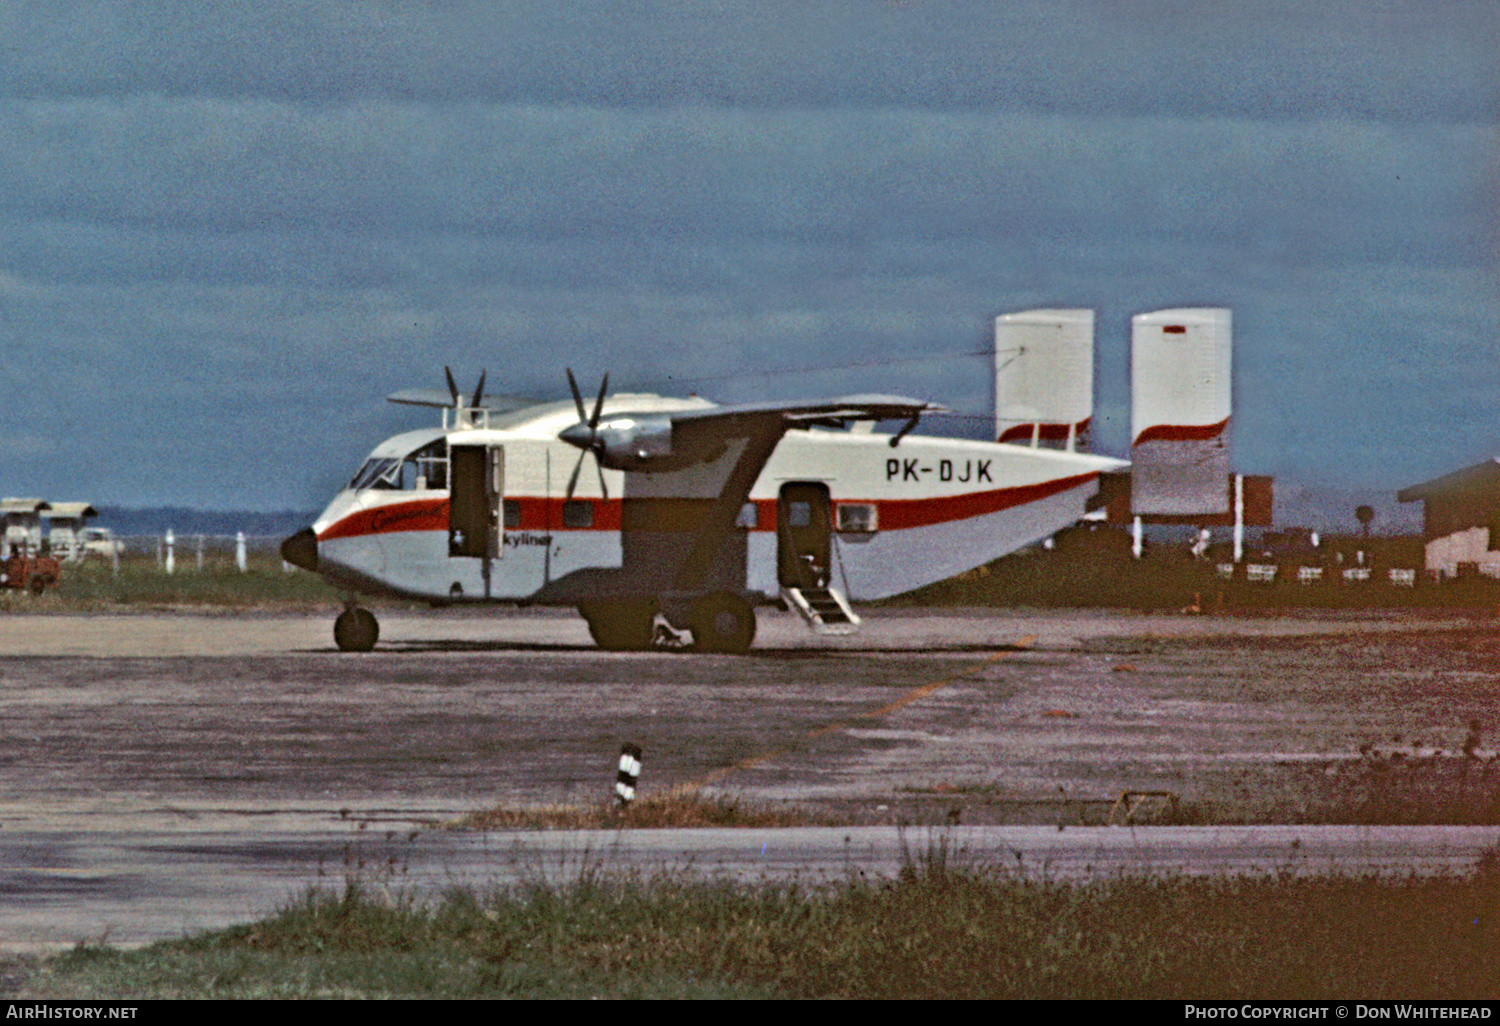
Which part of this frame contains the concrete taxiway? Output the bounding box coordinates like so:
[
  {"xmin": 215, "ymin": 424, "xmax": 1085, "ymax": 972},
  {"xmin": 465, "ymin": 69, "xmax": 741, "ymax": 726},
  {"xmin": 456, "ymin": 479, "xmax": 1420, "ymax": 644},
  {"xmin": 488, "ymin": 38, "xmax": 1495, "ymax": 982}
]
[
  {"xmin": 0, "ymin": 607, "xmax": 1496, "ymax": 952},
  {"xmin": 5, "ymin": 812, "xmax": 1500, "ymax": 952}
]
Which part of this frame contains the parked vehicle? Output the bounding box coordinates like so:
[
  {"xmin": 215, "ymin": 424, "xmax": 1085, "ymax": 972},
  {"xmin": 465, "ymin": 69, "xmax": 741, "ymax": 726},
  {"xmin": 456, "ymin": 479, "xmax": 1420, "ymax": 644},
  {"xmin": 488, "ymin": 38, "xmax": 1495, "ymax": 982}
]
[
  {"xmin": 1, "ymin": 546, "xmax": 60, "ymax": 595},
  {"xmin": 49, "ymin": 526, "xmax": 123, "ymax": 559}
]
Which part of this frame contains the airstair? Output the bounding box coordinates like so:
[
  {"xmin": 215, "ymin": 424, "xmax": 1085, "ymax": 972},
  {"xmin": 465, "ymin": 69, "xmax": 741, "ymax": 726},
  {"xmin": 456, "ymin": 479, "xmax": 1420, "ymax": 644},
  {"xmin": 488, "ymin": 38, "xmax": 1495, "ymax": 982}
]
[{"xmin": 781, "ymin": 585, "xmax": 861, "ymax": 635}]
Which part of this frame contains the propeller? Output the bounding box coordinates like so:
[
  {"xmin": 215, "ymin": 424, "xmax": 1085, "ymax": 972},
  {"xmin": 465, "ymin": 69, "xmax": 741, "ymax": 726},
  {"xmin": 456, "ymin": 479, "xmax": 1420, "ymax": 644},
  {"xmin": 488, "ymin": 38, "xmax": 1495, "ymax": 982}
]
[
  {"xmin": 562, "ymin": 368, "xmax": 610, "ymax": 500},
  {"xmin": 444, "ymin": 366, "xmax": 486, "ymax": 408},
  {"xmin": 388, "ymin": 368, "xmax": 534, "ymax": 414}
]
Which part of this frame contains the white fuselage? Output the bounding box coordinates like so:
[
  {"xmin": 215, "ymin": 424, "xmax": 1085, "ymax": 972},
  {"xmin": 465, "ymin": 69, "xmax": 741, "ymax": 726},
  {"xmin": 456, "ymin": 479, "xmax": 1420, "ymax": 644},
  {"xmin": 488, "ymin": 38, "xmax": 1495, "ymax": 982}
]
[{"xmin": 308, "ymin": 395, "xmax": 1123, "ymax": 604}]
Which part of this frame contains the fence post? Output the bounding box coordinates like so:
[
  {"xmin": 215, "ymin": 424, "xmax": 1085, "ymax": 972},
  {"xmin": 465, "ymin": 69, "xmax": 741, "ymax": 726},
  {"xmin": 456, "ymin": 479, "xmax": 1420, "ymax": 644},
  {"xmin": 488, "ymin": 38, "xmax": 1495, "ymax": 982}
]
[
  {"xmin": 196, "ymin": 534, "xmax": 205, "ymax": 571},
  {"xmin": 165, "ymin": 529, "xmax": 175, "ymax": 575},
  {"xmin": 615, "ymin": 743, "xmax": 643, "ymax": 806},
  {"xmin": 236, "ymin": 532, "xmax": 247, "ymax": 573}
]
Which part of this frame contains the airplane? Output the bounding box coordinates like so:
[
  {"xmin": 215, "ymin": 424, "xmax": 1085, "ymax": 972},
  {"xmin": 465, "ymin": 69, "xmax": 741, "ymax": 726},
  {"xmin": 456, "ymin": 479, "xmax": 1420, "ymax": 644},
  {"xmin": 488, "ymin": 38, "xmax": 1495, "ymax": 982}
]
[{"xmin": 281, "ymin": 367, "xmax": 1126, "ymax": 653}]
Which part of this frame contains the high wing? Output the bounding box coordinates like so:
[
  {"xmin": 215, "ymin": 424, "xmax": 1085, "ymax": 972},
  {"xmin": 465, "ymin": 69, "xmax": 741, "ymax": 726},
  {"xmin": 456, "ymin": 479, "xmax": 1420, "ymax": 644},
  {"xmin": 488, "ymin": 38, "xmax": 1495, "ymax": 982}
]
[
  {"xmin": 535, "ymin": 391, "xmax": 946, "ymax": 606},
  {"xmin": 669, "ymin": 393, "xmax": 944, "ymax": 427},
  {"xmin": 560, "ymin": 392, "xmax": 945, "ymax": 474},
  {"xmin": 387, "ymin": 388, "xmax": 537, "ymax": 413},
  {"xmin": 388, "ymin": 366, "xmax": 539, "ymax": 414}
]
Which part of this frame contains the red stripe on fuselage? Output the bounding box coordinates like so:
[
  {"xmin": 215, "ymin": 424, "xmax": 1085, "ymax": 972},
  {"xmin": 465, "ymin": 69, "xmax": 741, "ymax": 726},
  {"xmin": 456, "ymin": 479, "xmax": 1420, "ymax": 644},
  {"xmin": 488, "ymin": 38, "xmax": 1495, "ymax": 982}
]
[
  {"xmin": 319, "ymin": 475, "xmax": 1098, "ymax": 542},
  {"xmin": 868, "ymin": 472, "xmax": 1098, "ymax": 530},
  {"xmin": 318, "ymin": 496, "xmax": 622, "ymax": 541},
  {"xmin": 319, "ymin": 497, "xmax": 448, "ymax": 540}
]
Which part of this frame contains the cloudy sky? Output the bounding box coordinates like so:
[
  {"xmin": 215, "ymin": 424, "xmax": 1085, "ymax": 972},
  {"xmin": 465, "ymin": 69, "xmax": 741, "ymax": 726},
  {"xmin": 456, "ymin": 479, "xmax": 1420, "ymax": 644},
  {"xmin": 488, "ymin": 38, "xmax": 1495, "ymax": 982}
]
[{"xmin": 1, "ymin": 1, "xmax": 1495, "ymax": 526}]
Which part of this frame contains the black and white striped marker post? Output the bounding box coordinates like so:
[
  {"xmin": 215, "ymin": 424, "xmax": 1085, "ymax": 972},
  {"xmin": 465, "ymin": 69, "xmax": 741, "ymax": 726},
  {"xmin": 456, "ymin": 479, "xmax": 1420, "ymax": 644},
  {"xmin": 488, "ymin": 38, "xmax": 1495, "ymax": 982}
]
[{"xmin": 615, "ymin": 743, "xmax": 643, "ymax": 806}]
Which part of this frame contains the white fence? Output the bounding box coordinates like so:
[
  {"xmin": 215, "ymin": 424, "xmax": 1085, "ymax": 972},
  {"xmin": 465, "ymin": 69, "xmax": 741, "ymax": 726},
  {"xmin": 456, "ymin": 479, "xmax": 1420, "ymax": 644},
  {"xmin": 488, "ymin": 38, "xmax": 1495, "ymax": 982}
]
[
  {"xmin": 60, "ymin": 533, "xmax": 293, "ymax": 574},
  {"xmin": 1218, "ymin": 561, "xmax": 1424, "ymax": 587}
]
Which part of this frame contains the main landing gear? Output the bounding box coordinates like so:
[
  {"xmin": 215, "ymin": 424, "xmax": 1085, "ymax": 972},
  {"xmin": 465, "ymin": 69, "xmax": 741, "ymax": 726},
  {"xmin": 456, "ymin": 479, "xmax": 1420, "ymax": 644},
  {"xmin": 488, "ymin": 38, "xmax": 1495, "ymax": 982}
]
[
  {"xmin": 578, "ymin": 599, "xmax": 657, "ymax": 651},
  {"xmin": 578, "ymin": 592, "xmax": 757, "ymax": 654},
  {"xmin": 687, "ymin": 592, "xmax": 757, "ymax": 653},
  {"xmin": 334, "ymin": 602, "xmax": 379, "ymax": 652},
  {"xmin": 326, "ymin": 593, "xmax": 757, "ymax": 654}
]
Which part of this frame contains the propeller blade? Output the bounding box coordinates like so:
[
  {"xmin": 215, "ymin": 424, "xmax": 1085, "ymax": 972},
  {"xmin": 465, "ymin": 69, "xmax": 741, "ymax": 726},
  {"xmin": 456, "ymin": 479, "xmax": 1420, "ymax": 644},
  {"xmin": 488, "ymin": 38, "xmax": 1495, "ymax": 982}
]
[
  {"xmin": 444, "ymin": 366, "xmax": 460, "ymax": 405},
  {"xmin": 565, "ymin": 450, "xmax": 586, "ymax": 500},
  {"xmin": 471, "ymin": 370, "xmax": 486, "ymax": 410},
  {"xmin": 589, "ymin": 372, "xmax": 609, "ymax": 429},
  {"xmin": 595, "ymin": 456, "xmax": 609, "ymax": 501},
  {"xmin": 566, "ymin": 368, "xmax": 587, "ymax": 423}
]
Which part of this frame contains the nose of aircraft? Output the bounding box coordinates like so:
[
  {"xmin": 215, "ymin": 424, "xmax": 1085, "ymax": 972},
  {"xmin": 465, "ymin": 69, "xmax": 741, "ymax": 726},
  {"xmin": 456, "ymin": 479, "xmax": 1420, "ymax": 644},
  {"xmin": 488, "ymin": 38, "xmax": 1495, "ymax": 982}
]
[{"xmin": 280, "ymin": 527, "xmax": 319, "ymax": 572}]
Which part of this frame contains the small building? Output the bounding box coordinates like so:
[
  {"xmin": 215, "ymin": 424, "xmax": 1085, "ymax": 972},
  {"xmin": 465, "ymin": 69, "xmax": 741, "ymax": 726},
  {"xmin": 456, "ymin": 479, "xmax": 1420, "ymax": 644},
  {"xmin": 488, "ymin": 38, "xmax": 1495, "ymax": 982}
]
[
  {"xmin": 41, "ymin": 502, "xmax": 100, "ymax": 561},
  {"xmin": 1, "ymin": 498, "xmax": 51, "ymax": 554},
  {"xmin": 1397, "ymin": 459, "xmax": 1500, "ymax": 579}
]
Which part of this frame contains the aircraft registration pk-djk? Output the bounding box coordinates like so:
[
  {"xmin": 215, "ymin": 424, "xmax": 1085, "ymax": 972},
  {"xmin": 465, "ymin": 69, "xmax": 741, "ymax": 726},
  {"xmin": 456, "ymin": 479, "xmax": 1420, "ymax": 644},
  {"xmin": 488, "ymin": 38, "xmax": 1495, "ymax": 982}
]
[{"xmin": 281, "ymin": 358, "xmax": 1127, "ymax": 654}]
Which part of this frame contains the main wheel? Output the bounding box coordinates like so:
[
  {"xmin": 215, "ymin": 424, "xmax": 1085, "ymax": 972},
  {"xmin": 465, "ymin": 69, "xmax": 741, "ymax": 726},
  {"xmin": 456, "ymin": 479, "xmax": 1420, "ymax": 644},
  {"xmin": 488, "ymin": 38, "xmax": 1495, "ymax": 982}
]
[
  {"xmin": 580, "ymin": 600, "xmax": 657, "ymax": 651},
  {"xmin": 689, "ymin": 592, "xmax": 756, "ymax": 654},
  {"xmin": 334, "ymin": 606, "xmax": 379, "ymax": 652},
  {"xmin": 27, "ymin": 577, "xmax": 45, "ymax": 597}
]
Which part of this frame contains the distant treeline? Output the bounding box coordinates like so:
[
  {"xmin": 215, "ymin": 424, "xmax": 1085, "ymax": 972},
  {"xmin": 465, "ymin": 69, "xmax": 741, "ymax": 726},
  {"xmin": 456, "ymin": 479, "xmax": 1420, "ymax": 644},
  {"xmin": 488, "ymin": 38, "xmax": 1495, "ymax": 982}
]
[{"xmin": 92, "ymin": 507, "xmax": 319, "ymax": 539}]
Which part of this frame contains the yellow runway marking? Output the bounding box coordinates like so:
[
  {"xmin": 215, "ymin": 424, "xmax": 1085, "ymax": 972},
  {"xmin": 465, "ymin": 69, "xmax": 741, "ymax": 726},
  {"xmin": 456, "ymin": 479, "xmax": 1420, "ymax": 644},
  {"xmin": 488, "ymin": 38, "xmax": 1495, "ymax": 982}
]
[{"xmin": 685, "ymin": 635, "xmax": 1037, "ymax": 790}]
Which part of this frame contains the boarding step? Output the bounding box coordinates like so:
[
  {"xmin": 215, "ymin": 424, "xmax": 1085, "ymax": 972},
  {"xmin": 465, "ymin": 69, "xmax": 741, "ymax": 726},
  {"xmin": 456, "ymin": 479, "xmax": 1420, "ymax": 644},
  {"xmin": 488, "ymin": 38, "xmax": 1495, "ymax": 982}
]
[{"xmin": 782, "ymin": 585, "xmax": 861, "ymax": 635}]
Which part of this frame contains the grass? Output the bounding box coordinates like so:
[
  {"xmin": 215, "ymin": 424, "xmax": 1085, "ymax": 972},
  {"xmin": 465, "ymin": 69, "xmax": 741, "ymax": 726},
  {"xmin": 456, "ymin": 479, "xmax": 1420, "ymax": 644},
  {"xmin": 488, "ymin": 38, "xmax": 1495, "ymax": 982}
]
[
  {"xmin": 22, "ymin": 849, "xmax": 1500, "ymax": 999},
  {"xmin": 0, "ymin": 553, "xmax": 343, "ymax": 612},
  {"xmin": 1167, "ymin": 756, "xmax": 1500, "ymax": 828},
  {"xmin": 13, "ymin": 541, "xmax": 1494, "ymax": 615},
  {"xmin": 455, "ymin": 790, "xmax": 833, "ymax": 831}
]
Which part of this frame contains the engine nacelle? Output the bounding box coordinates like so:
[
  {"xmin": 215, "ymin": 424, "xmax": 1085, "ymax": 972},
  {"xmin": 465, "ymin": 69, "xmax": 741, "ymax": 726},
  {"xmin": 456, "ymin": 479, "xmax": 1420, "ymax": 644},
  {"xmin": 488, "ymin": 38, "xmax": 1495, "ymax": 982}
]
[
  {"xmin": 560, "ymin": 413, "xmax": 729, "ymax": 473},
  {"xmin": 594, "ymin": 416, "xmax": 675, "ymax": 470}
]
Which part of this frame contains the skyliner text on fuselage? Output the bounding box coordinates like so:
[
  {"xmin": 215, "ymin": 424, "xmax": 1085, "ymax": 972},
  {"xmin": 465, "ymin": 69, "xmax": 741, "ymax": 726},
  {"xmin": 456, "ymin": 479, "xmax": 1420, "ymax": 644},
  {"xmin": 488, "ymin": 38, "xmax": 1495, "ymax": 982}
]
[{"xmin": 281, "ymin": 372, "xmax": 1125, "ymax": 653}]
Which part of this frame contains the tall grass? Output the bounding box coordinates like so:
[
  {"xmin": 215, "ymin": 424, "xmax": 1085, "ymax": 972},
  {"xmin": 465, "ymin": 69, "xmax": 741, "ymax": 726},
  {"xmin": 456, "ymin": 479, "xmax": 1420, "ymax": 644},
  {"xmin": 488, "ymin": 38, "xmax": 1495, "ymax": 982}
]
[
  {"xmin": 27, "ymin": 853, "xmax": 1500, "ymax": 999},
  {"xmin": 2, "ymin": 553, "xmax": 341, "ymax": 612}
]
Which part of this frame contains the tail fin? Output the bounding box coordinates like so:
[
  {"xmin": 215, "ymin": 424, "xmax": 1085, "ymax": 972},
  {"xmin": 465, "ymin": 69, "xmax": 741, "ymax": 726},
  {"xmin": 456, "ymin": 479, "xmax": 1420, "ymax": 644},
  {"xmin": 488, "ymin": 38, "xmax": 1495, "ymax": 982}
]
[
  {"xmin": 994, "ymin": 308, "xmax": 1093, "ymax": 450},
  {"xmin": 1130, "ymin": 308, "xmax": 1232, "ymax": 515}
]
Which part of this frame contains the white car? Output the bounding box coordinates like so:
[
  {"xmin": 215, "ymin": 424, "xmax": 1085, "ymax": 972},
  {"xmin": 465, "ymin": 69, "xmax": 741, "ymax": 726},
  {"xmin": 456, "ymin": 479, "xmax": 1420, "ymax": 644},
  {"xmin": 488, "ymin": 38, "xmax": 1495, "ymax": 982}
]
[{"xmin": 49, "ymin": 527, "xmax": 124, "ymax": 559}]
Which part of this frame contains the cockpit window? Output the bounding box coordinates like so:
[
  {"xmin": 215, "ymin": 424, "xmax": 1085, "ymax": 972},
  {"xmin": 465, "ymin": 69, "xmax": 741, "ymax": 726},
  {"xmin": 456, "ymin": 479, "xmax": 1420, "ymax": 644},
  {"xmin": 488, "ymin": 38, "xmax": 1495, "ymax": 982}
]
[
  {"xmin": 349, "ymin": 440, "xmax": 449, "ymax": 491},
  {"xmin": 350, "ymin": 458, "xmax": 400, "ymax": 490}
]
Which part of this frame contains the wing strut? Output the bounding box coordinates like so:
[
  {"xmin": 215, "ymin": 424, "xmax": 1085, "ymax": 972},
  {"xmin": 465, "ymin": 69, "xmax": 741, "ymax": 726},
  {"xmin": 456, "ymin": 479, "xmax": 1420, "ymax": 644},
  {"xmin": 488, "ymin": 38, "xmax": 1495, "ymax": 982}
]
[{"xmin": 889, "ymin": 412, "xmax": 921, "ymax": 447}]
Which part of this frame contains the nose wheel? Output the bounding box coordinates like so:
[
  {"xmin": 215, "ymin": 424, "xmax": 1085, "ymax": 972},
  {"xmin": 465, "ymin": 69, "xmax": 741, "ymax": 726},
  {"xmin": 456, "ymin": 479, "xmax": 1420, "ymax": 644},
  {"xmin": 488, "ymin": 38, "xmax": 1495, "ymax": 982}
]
[{"xmin": 334, "ymin": 605, "xmax": 379, "ymax": 652}]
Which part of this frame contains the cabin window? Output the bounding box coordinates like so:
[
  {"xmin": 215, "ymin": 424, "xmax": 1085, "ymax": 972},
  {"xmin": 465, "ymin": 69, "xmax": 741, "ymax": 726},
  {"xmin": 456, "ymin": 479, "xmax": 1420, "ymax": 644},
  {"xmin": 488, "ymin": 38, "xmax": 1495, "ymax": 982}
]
[
  {"xmin": 562, "ymin": 500, "xmax": 594, "ymax": 528},
  {"xmin": 504, "ymin": 499, "xmax": 522, "ymax": 529},
  {"xmin": 405, "ymin": 440, "xmax": 448, "ymax": 490},
  {"xmin": 786, "ymin": 500, "xmax": 812, "ymax": 529},
  {"xmin": 836, "ymin": 503, "xmax": 878, "ymax": 533}
]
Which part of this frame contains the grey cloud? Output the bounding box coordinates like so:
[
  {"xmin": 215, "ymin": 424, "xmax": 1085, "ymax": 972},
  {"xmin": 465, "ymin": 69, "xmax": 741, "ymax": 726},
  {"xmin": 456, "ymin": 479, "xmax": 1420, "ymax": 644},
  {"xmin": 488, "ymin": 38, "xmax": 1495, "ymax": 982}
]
[
  {"xmin": 3, "ymin": 2, "xmax": 1493, "ymax": 123},
  {"xmin": 0, "ymin": 2, "xmax": 1493, "ymax": 508},
  {"xmin": 5, "ymin": 96, "xmax": 1489, "ymax": 269}
]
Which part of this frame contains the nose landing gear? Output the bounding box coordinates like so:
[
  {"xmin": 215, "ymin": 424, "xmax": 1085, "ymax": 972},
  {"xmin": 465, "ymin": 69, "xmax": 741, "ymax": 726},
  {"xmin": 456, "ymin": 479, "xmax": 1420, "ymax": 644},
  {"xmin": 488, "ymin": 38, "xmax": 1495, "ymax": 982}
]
[{"xmin": 334, "ymin": 602, "xmax": 379, "ymax": 652}]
